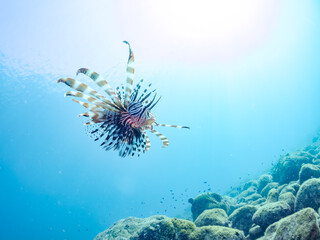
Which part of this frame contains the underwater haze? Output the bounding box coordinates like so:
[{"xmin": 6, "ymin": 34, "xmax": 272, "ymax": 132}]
[{"xmin": 1, "ymin": 0, "xmax": 320, "ymax": 239}]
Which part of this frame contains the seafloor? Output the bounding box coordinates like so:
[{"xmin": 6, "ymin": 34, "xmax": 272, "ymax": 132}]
[{"xmin": 94, "ymin": 137, "xmax": 320, "ymax": 240}]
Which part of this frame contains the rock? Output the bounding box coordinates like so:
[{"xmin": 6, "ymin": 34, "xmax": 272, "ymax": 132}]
[
  {"xmin": 279, "ymin": 185, "xmax": 296, "ymax": 196},
  {"xmin": 190, "ymin": 193, "xmax": 229, "ymax": 221},
  {"xmin": 171, "ymin": 218, "xmax": 197, "ymax": 240},
  {"xmin": 252, "ymin": 201, "xmax": 291, "ymax": 229},
  {"xmin": 190, "ymin": 226, "xmax": 245, "ymax": 240},
  {"xmin": 244, "ymin": 193, "xmax": 263, "ymax": 203},
  {"xmin": 194, "ymin": 209, "xmax": 228, "ymax": 227},
  {"xmin": 295, "ymin": 178, "xmax": 320, "ymax": 212},
  {"xmin": 228, "ymin": 205, "xmax": 257, "ymax": 235},
  {"xmin": 257, "ymin": 174, "xmax": 273, "ymax": 193},
  {"xmin": 223, "ymin": 195, "xmax": 240, "ymax": 215},
  {"xmin": 229, "ymin": 203, "xmax": 246, "ymax": 216},
  {"xmin": 263, "ymin": 208, "xmax": 320, "ymax": 240},
  {"xmin": 278, "ymin": 192, "xmax": 295, "ymax": 212},
  {"xmin": 290, "ymin": 182, "xmax": 300, "ymax": 192},
  {"xmin": 228, "ymin": 190, "xmax": 240, "ymax": 198},
  {"xmin": 266, "ymin": 188, "xmax": 278, "ymax": 203},
  {"xmin": 236, "ymin": 186, "xmax": 258, "ymax": 200},
  {"xmin": 95, "ymin": 215, "xmax": 245, "ymax": 240},
  {"xmin": 250, "ymin": 198, "xmax": 266, "ymax": 206},
  {"xmin": 299, "ymin": 163, "xmax": 320, "ymax": 184},
  {"xmin": 94, "ymin": 216, "xmax": 170, "ymax": 240},
  {"xmin": 243, "ymin": 180, "xmax": 258, "ymax": 191},
  {"xmin": 131, "ymin": 216, "xmax": 175, "ymax": 240},
  {"xmin": 260, "ymin": 182, "xmax": 278, "ymax": 197},
  {"xmin": 249, "ymin": 225, "xmax": 263, "ymax": 239},
  {"xmin": 272, "ymin": 151, "xmax": 313, "ymax": 184},
  {"xmin": 277, "ymin": 184, "xmax": 288, "ymax": 193},
  {"xmin": 279, "ymin": 182, "xmax": 300, "ymax": 197}
]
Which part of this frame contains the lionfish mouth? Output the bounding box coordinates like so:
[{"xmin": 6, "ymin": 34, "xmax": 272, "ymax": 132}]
[{"xmin": 58, "ymin": 41, "xmax": 189, "ymax": 157}]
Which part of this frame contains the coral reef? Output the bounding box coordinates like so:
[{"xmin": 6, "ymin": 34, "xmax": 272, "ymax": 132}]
[{"xmin": 95, "ymin": 138, "xmax": 320, "ymax": 240}]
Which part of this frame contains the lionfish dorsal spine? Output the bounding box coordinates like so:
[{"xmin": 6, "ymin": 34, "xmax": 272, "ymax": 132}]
[{"xmin": 123, "ymin": 41, "xmax": 135, "ymax": 109}]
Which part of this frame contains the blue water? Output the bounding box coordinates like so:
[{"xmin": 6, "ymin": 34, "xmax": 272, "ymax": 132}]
[{"xmin": 1, "ymin": 1, "xmax": 320, "ymax": 239}]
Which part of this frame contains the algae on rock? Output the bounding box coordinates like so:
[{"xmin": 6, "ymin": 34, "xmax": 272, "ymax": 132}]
[
  {"xmin": 190, "ymin": 192, "xmax": 229, "ymax": 221},
  {"xmin": 295, "ymin": 178, "xmax": 320, "ymax": 212},
  {"xmin": 252, "ymin": 201, "xmax": 291, "ymax": 229},
  {"xmin": 263, "ymin": 208, "xmax": 320, "ymax": 240},
  {"xmin": 194, "ymin": 208, "xmax": 228, "ymax": 227},
  {"xmin": 228, "ymin": 205, "xmax": 257, "ymax": 235}
]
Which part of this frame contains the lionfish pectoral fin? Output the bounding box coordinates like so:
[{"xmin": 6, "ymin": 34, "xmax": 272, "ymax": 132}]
[
  {"xmin": 149, "ymin": 129, "xmax": 169, "ymax": 148},
  {"xmin": 144, "ymin": 132, "xmax": 151, "ymax": 151},
  {"xmin": 76, "ymin": 68, "xmax": 125, "ymax": 110},
  {"xmin": 78, "ymin": 111, "xmax": 104, "ymax": 123},
  {"xmin": 155, "ymin": 123, "xmax": 190, "ymax": 129},
  {"xmin": 72, "ymin": 99, "xmax": 101, "ymax": 111},
  {"xmin": 58, "ymin": 78, "xmax": 109, "ymax": 104},
  {"xmin": 64, "ymin": 90, "xmax": 115, "ymax": 110}
]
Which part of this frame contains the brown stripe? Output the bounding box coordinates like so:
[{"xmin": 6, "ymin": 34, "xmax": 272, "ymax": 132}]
[
  {"xmin": 77, "ymin": 83, "xmax": 87, "ymax": 92},
  {"xmin": 97, "ymin": 80, "xmax": 107, "ymax": 87},
  {"xmin": 127, "ymin": 67, "xmax": 135, "ymax": 74},
  {"xmin": 90, "ymin": 72, "xmax": 99, "ymax": 80}
]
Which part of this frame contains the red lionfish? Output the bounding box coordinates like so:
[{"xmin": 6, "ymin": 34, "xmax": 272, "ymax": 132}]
[{"xmin": 58, "ymin": 41, "xmax": 189, "ymax": 157}]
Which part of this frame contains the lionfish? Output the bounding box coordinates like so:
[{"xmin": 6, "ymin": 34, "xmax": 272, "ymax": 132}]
[{"xmin": 58, "ymin": 41, "xmax": 189, "ymax": 157}]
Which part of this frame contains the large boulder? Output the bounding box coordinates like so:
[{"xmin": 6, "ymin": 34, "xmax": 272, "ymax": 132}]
[
  {"xmin": 130, "ymin": 217, "xmax": 175, "ymax": 240},
  {"xmin": 236, "ymin": 186, "xmax": 258, "ymax": 201},
  {"xmin": 242, "ymin": 180, "xmax": 258, "ymax": 191},
  {"xmin": 194, "ymin": 209, "xmax": 228, "ymax": 227},
  {"xmin": 189, "ymin": 226, "xmax": 245, "ymax": 240},
  {"xmin": 95, "ymin": 215, "xmax": 246, "ymax": 240},
  {"xmin": 250, "ymin": 198, "xmax": 266, "ymax": 206},
  {"xmin": 260, "ymin": 182, "xmax": 278, "ymax": 197},
  {"xmin": 244, "ymin": 193, "xmax": 263, "ymax": 203},
  {"xmin": 272, "ymin": 151, "xmax": 313, "ymax": 184},
  {"xmin": 249, "ymin": 225, "xmax": 264, "ymax": 239},
  {"xmin": 295, "ymin": 178, "xmax": 320, "ymax": 212},
  {"xmin": 279, "ymin": 184, "xmax": 297, "ymax": 196},
  {"xmin": 278, "ymin": 192, "xmax": 295, "ymax": 212},
  {"xmin": 266, "ymin": 188, "xmax": 278, "ymax": 203},
  {"xmin": 277, "ymin": 184, "xmax": 288, "ymax": 193},
  {"xmin": 257, "ymin": 174, "xmax": 273, "ymax": 193},
  {"xmin": 263, "ymin": 208, "xmax": 320, "ymax": 240},
  {"xmin": 223, "ymin": 196, "xmax": 241, "ymax": 215},
  {"xmin": 299, "ymin": 164, "xmax": 320, "ymax": 184},
  {"xmin": 94, "ymin": 216, "xmax": 171, "ymax": 240},
  {"xmin": 228, "ymin": 205, "xmax": 257, "ymax": 235},
  {"xmin": 252, "ymin": 201, "xmax": 291, "ymax": 229},
  {"xmin": 190, "ymin": 193, "xmax": 229, "ymax": 220}
]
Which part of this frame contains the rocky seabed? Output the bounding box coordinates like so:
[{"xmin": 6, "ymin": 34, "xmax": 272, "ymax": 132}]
[{"xmin": 95, "ymin": 139, "xmax": 320, "ymax": 240}]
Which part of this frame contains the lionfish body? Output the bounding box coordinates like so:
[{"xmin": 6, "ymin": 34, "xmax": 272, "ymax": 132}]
[{"xmin": 58, "ymin": 41, "xmax": 189, "ymax": 157}]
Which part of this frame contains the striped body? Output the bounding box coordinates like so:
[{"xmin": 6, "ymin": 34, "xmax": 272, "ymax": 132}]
[{"xmin": 58, "ymin": 41, "xmax": 189, "ymax": 157}]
